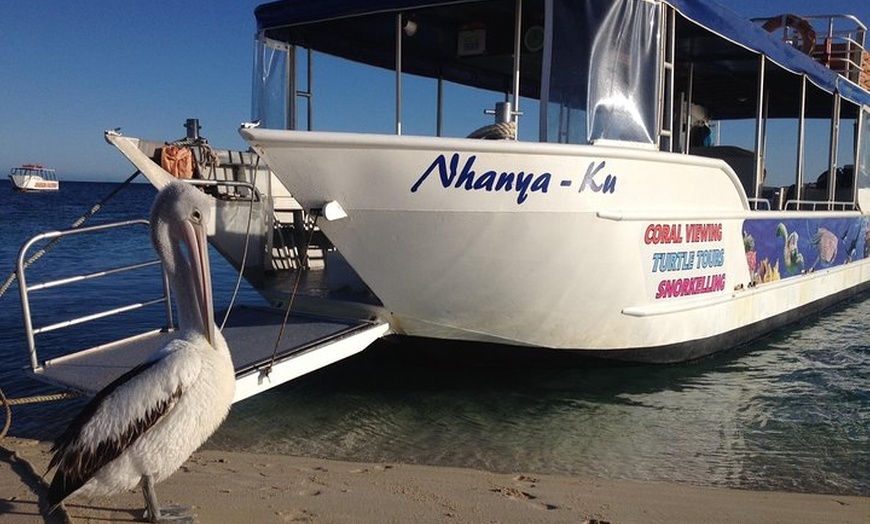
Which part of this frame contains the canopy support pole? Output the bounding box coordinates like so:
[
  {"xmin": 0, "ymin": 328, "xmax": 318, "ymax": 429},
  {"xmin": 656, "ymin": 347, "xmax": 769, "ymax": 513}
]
[
  {"xmin": 684, "ymin": 63, "xmax": 694, "ymax": 154},
  {"xmin": 511, "ymin": 0, "xmax": 523, "ymax": 128},
  {"xmin": 852, "ymin": 108, "xmax": 865, "ymax": 205},
  {"xmin": 395, "ymin": 13, "xmax": 404, "ymax": 135},
  {"xmin": 795, "ymin": 75, "xmax": 807, "ymax": 204},
  {"xmin": 827, "ymin": 93, "xmax": 842, "ymax": 207},
  {"xmin": 752, "ymin": 54, "xmax": 766, "ymax": 204}
]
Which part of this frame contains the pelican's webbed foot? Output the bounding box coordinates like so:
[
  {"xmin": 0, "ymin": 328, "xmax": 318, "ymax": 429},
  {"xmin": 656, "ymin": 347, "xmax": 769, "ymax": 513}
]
[{"xmin": 141, "ymin": 474, "xmax": 196, "ymax": 523}]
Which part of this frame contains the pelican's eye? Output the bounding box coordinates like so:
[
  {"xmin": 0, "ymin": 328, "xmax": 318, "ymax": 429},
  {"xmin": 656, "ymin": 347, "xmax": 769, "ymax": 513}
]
[{"xmin": 191, "ymin": 209, "xmax": 202, "ymax": 223}]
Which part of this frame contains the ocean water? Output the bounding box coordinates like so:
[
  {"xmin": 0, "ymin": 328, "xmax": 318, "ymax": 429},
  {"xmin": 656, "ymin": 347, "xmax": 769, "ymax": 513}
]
[{"xmin": 0, "ymin": 180, "xmax": 867, "ymax": 497}]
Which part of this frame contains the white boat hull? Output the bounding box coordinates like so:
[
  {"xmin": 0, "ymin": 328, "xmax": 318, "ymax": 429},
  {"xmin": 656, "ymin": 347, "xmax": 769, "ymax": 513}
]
[
  {"xmin": 242, "ymin": 129, "xmax": 870, "ymax": 361},
  {"xmin": 9, "ymin": 174, "xmax": 59, "ymax": 191}
]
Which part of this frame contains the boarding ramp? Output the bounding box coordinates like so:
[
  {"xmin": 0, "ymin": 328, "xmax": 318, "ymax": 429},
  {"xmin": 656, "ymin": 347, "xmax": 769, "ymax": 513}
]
[{"xmin": 16, "ymin": 219, "xmax": 388, "ymax": 404}]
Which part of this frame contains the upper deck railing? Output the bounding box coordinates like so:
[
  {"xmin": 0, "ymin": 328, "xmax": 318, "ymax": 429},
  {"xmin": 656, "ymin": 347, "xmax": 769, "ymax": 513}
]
[
  {"xmin": 758, "ymin": 14, "xmax": 869, "ymax": 89},
  {"xmin": 808, "ymin": 14, "xmax": 868, "ymax": 88}
]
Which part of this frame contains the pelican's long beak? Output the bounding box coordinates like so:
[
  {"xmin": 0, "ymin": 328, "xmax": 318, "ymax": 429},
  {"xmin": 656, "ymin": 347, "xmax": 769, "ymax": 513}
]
[{"xmin": 181, "ymin": 220, "xmax": 215, "ymax": 346}]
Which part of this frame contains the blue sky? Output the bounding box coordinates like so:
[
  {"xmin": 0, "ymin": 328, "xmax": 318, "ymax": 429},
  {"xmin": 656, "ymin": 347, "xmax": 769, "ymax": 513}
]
[
  {"xmin": 1, "ymin": 0, "xmax": 869, "ymax": 182},
  {"xmin": 1, "ymin": 2, "xmax": 262, "ymax": 180}
]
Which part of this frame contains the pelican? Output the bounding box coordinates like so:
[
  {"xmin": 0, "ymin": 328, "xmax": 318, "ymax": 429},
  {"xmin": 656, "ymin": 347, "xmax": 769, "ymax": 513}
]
[{"xmin": 47, "ymin": 182, "xmax": 236, "ymax": 522}]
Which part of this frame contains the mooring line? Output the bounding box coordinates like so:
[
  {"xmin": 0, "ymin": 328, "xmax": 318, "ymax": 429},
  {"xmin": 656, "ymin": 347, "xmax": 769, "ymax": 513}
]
[
  {"xmin": 0, "ymin": 387, "xmax": 85, "ymax": 442},
  {"xmin": 261, "ymin": 213, "xmax": 321, "ymax": 377}
]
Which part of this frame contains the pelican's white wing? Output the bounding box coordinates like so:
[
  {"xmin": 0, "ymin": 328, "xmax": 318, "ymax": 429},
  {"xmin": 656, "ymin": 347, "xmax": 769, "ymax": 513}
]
[{"xmin": 48, "ymin": 339, "xmax": 202, "ymax": 504}]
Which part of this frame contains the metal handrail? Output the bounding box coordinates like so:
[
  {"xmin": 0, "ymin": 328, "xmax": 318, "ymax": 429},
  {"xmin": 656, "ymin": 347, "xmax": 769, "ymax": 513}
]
[
  {"xmin": 747, "ymin": 197, "xmax": 771, "ymax": 210},
  {"xmin": 783, "ymin": 199, "xmax": 856, "ymax": 211},
  {"xmin": 26, "ymin": 259, "xmax": 162, "ymax": 292},
  {"xmin": 802, "ymin": 14, "xmax": 867, "ymax": 46},
  {"xmin": 804, "ymin": 15, "xmax": 866, "ymax": 83},
  {"xmin": 185, "ymin": 178, "xmax": 263, "ymax": 202},
  {"xmin": 754, "ymin": 14, "xmax": 867, "ymax": 83},
  {"xmin": 16, "ymin": 219, "xmax": 173, "ymax": 372}
]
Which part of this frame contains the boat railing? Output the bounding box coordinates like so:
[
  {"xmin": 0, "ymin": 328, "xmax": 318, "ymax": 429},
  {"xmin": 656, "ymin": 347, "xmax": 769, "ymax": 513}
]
[
  {"xmin": 756, "ymin": 14, "xmax": 868, "ymax": 87},
  {"xmin": 184, "ymin": 143, "xmax": 267, "ymax": 201},
  {"xmin": 747, "ymin": 197, "xmax": 771, "ymax": 211},
  {"xmin": 16, "ymin": 219, "xmax": 172, "ymax": 373},
  {"xmin": 782, "ymin": 199, "xmax": 857, "ymax": 211},
  {"xmin": 185, "ymin": 178, "xmax": 262, "ymax": 201},
  {"xmin": 806, "ymin": 14, "xmax": 868, "ymax": 86}
]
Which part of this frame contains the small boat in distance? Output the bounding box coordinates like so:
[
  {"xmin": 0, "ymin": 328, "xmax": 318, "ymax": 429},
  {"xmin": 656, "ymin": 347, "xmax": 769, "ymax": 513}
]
[{"xmin": 9, "ymin": 164, "xmax": 59, "ymax": 192}]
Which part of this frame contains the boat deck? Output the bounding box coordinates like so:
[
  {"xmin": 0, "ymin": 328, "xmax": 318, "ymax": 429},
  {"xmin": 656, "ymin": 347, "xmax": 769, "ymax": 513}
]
[{"xmin": 31, "ymin": 305, "xmax": 389, "ymax": 403}]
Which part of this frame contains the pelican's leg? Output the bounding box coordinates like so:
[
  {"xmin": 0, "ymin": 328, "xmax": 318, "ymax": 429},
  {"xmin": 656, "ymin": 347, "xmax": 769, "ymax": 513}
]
[
  {"xmin": 141, "ymin": 475, "xmax": 194, "ymax": 523},
  {"xmin": 143, "ymin": 474, "xmax": 160, "ymax": 521}
]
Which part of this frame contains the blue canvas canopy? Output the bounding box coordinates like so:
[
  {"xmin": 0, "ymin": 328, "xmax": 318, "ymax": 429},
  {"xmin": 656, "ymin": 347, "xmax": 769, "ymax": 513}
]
[
  {"xmin": 666, "ymin": 0, "xmax": 870, "ymax": 109},
  {"xmin": 254, "ymin": 0, "xmax": 870, "ymax": 114},
  {"xmin": 255, "ymin": 0, "xmax": 484, "ymax": 27}
]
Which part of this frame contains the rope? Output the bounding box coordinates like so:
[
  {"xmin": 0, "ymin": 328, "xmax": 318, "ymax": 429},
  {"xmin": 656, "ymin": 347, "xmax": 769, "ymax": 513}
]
[
  {"xmin": 0, "ymin": 386, "xmax": 84, "ymax": 441},
  {"xmin": 169, "ymin": 138, "xmax": 220, "ymax": 181},
  {"xmin": 219, "ymin": 156, "xmax": 260, "ymax": 331},
  {"xmin": 4, "ymin": 391, "xmax": 84, "ymax": 406},
  {"xmin": 0, "ymin": 388, "xmax": 10, "ymax": 442},
  {"xmin": 0, "ymin": 386, "xmax": 77, "ymax": 523},
  {"xmin": 0, "ymin": 170, "xmax": 142, "ymax": 300},
  {"xmin": 196, "ymin": 142, "xmax": 220, "ymax": 181},
  {"xmin": 260, "ymin": 213, "xmax": 321, "ymax": 377},
  {"xmin": 466, "ymin": 120, "xmax": 517, "ymax": 140}
]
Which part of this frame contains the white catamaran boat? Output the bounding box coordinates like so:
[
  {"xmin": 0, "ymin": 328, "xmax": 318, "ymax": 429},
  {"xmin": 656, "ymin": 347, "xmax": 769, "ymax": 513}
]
[
  {"xmin": 9, "ymin": 164, "xmax": 59, "ymax": 192},
  {"xmin": 106, "ymin": 0, "xmax": 870, "ymax": 364}
]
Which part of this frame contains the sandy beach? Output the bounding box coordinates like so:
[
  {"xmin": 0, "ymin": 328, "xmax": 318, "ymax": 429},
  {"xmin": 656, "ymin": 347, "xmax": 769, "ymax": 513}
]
[{"xmin": 0, "ymin": 437, "xmax": 867, "ymax": 524}]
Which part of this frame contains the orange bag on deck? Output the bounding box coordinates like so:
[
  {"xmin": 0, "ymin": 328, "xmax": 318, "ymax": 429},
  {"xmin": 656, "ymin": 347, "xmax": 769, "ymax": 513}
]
[{"xmin": 160, "ymin": 146, "xmax": 194, "ymax": 179}]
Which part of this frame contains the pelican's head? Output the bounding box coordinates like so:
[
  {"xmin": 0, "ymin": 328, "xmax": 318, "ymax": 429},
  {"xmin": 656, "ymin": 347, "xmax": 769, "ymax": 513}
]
[{"xmin": 150, "ymin": 183, "xmax": 216, "ymax": 345}]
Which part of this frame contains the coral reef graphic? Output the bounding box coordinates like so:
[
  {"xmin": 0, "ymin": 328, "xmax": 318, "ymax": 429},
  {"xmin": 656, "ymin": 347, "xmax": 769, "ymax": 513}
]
[
  {"xmin": 743, "ymin": 232, "xmax": 756, "ymax": 274},
  {"xmin": 775, "ymin": 223, "xmax": 804, "ymax": 275},
  {"xmin": 810, "ymin": 227, "xmax": 838, "ymax": 269},
  {"xmin": 742, "ymin": 217, "xmax": 867, "ymax": 286}
]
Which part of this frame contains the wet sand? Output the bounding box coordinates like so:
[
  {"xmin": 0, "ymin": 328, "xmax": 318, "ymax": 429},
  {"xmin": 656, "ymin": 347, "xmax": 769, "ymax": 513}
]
[{"xmin": 1, "ymin": 437, "xmax": 867, "ymax": 524}]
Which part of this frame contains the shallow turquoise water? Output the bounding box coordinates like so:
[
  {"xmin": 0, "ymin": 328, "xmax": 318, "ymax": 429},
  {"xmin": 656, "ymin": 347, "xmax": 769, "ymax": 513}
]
[{"xmin": 209, "ymin": 312, "xmax": 869, "ymax": 496}]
